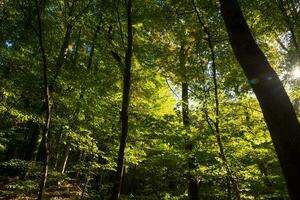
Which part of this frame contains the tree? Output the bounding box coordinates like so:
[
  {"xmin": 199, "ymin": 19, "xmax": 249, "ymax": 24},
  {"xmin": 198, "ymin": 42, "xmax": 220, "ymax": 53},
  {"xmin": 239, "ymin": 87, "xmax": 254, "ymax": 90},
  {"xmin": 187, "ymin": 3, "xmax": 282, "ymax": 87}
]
[
  {"xmin": 111, "ymin": 0, "xmax": 133, "ymax": 199},
  {"xmin": 34, "ymin": 0, "xmax": 51, "ymax": 198},
  {"xmin": 220, "ymin": 0, "xmax": 300, "ymax": 198},
  {"xmin": 0, "ymin": 0, "xmax": 298, "ymax": 199},
  {"xmin": 180, "ymin": 44, "xmax": 199, "ymax": 200}
]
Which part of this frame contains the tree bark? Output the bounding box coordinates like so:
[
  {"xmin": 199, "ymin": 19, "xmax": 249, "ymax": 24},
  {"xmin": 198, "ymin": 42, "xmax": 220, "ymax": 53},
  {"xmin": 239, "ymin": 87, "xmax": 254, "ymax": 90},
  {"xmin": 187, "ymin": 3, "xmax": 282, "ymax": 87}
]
[
  {"xmin": 61, "ymin": 145, "xmax": 70, "ymax": 174},
  {"xmin": 220, "ymin": 0, "xmax": 300, "ymax": 198},
  {"xmin": 110, "ymin": 0, "xmax": 133, "ymax": 199},
  {"xmin": 35, "ymin": 0, "xmax": 51, "ymax": 199},
  {"xmin": 182, "ymin": 82, "xmax": 199, "ymax": 200},
  {"xmin": 180, "ymin": 42, "xmax": 199, "ymax": 200}
]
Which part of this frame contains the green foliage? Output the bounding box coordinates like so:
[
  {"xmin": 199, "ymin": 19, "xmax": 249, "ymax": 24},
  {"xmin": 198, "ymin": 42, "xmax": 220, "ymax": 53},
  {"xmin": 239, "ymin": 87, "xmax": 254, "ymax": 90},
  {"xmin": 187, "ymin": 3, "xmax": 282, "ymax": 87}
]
[
  {"xmin": 0, "ymin": 0, "xmax": 299, "ymax": 199},
  {"xmin": 1, "ymin": 179, "xmax": 38, "ymax": 198},
  {"xmin": 0, "ymin": 159, "xmax": 28, "ymax": 177},
  {"xmin": 0, "ymin": 159, "xmax": 40, "ymax": 178}
]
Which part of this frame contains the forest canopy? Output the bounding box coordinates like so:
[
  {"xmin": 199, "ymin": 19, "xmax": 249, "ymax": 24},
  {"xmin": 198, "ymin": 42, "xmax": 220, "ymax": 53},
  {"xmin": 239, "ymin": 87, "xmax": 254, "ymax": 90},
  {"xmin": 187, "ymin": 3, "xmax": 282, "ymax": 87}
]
[{"xmin": 0, "ymin": 0, "xmax": 300, "ymax": 199}]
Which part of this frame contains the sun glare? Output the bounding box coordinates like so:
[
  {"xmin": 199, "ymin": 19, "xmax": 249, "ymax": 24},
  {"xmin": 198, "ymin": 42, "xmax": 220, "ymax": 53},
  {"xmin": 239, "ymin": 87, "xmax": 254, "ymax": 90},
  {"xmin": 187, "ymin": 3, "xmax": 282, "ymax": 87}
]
[{"xmin": 292, "ymin": 68, "xmax": 300, "ymax": 79}]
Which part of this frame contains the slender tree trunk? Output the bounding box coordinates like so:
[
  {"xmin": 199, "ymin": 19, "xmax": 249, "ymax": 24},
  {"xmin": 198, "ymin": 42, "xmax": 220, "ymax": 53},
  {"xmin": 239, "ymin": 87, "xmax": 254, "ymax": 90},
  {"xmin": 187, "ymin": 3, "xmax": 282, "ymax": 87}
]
[
  {"xmin": 35, "ymin": 0, "xmax": 51, "ymax": 199},
  {"xmin": 220, "ymin": 0, "xmax": 300, "ymax": 198},
  {"xmin": 209, "ymin": 38, "xmax": 240, "ymax": 200},
  {"xmin": 61, "ymin": 145, "xmax": 70, "ymax": 174},
  {"xmin": 210, "ymin": 39, "xmax": 241, "ymax": 200},
  {"xmin": 54, "ymin": 152, "xmax": 60, "ymax": 170},
  {"xmin": 192, "ymin": 2, "xmax": 241, "ymax": 198},
  {"xmin": 34, "ymin": 1, "xmax": 75, "ymax": 198},
  {"xmin": 182, "ymin": 82, "xmax": 199, "ymax": 200},
  {"xmin": 180, "ymin": 42, "xmax": 199, "ymax": 200},
  {"xmin": 54, "ymin": 129, "xmax": 63, "ymax": 170},
  {"xmin": 110, "ymin": 0, "xmax": 133, "ymax": 199}
]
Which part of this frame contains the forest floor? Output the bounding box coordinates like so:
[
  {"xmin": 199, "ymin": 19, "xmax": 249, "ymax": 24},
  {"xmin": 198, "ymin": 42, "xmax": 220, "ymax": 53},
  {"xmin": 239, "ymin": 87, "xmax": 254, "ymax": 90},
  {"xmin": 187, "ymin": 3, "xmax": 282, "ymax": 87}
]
[{"xmin": 0, "ymin": 176, "xmax": 84, "ymax": 200}]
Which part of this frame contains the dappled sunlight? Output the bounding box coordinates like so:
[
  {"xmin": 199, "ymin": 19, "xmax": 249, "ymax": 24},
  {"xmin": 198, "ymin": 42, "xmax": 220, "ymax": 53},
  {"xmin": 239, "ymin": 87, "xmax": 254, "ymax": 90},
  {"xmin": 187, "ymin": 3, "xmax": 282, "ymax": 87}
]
[{"xmin": 291, "ymin": 67, "xmax": 300, "ymax": 79}]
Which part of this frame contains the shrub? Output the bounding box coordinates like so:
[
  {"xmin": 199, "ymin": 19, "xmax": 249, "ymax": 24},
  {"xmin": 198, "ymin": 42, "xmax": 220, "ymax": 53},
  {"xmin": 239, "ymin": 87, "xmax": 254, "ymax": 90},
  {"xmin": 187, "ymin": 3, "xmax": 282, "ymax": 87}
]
[{"xmin": 0, "ymin": 159, "xmax": 29, "ymax": 178}]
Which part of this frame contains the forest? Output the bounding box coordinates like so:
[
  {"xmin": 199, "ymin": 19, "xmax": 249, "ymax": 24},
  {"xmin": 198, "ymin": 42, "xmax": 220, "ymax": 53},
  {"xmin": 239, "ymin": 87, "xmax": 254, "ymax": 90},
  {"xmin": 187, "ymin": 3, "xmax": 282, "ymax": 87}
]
[{"xmin": 1, "ymin": 0, "xmax": 300, "ymax": 199}]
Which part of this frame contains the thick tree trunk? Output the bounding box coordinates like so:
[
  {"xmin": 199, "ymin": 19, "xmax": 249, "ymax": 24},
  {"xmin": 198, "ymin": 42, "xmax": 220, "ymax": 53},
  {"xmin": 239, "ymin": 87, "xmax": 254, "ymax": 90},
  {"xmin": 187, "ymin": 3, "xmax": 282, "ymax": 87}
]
[
  {"xmin": 110, "ymin": 0, "xmax": 133, "ymax": 199},
  {"xmin": 220, "ymin": 0, "xmax": 300, "ymax": 198},
  {"xmin": 182, "ymin": 82, "xmax": 199, "ymax": 200},
  {"xmin": 35, "ymin": 0, "xmax": 51, "ymax": 199}
]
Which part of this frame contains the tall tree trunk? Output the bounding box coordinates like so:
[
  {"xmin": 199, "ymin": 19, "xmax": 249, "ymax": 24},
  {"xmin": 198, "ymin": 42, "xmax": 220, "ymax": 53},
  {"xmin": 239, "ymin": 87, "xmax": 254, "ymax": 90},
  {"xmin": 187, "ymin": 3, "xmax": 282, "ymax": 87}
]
[
  {"xmin": 182, "ymin": 82, "xmax": 199, "ymax": 200},
  {"xmin": 35, "ymin": 0, "xmax": 51, "ymax": 199},
  {"xmin": 192, "ymin": 2, "xmax": 241, "ymax": 198},
  {"xmin": 209, "ymin": 34, "xmax": 240, "ymax": 200},
  {"xmin": 210, "ymin": 35, "xmax": 240, "ymax": 200},
  {"xmin": 220, "ymin": 0, "xmax": 300, "ymax": 198},
  {"xmin": 110, "ymin": 0, "xmax": 133, "ymax": 199},
  {"xmin": 180, "ymin": 42, "xmax": 199, "ymax": 200}
]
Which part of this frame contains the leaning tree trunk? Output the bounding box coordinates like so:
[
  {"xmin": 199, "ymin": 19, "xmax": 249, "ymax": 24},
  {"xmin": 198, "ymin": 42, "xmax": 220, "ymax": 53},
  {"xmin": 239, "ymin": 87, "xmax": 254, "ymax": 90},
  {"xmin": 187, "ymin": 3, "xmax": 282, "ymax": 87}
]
[
  {"xmin": 61, "ymin": 144, "xmax": 70, "ymax": 174},
  {"xmin": 110, "ymin": 0, "xmax": 133, "ymax": 199},
  {"xmin": 219, "ymin": 0, "xmax": 300, "ymax": 198},
  {"xmin": 35, "ymin": 0, "xmax": 51, "ymax": 199}
]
